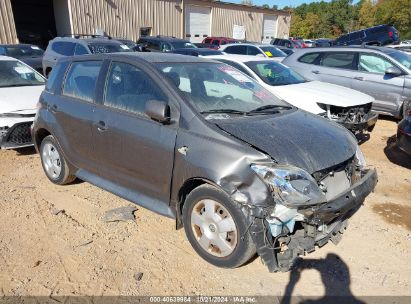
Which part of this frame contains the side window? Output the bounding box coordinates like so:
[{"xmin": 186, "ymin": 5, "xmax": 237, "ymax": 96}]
[
  {"xmin": 247, "ymin": 46, "xmax": 261, "ymax": 56},
  {"xmin": 204, "ymin": 38, "xmax": 212, "ymax": 44},
  {"xmin": 349, "ymin": 31, "xmax": 362, "ymax": 41},
  {"xmin": 225, "ymin": 45, "xmax": 246, "ymax": 54},
  {"xmin": 320, "ymin": 52, "xmax": 356, "ymax": 70},
  {"xmin": 62, "ymin": 61, "xmax": 102, "ymax": 102},
  {"xmin": 45, "ymin": 61, "xmax": 69, "ymax": 93},
  {"xmin": 147, "ymin": 40, "xmax": 160, "ymax": 51},
  {"xmin": 358, "ymin": 53, "xmax": 394, "ymax": 74},
  {"xmin": 221, "ymin": 40, "xmax": 227, "ymax": 45},
  {"xmin": 104, "ymin": 62, "xmax": 167, "ymax": 115},
  {"xmin": 0, "ymin": 46, "xmax": 6, "ymax": 55},
  {"xmin": 52, "ymin": 42, "xmax": 75, "ymax": 56},
  {"xmin": 160, "ymin": 42, "xmax": 172, "ymax": 52},
  {"xmin": 74, "ymin": 43, "xmax": 89, "ymax": 55},
  {"xmin": 298, "ymin": 52, "xmax": 321, "ymax": 64},
  {"xmin": 212, "ymin": 40, "xmax": 220, "ymax": 46}
]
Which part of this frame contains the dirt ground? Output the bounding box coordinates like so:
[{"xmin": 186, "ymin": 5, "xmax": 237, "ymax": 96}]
[{"xmin": 0, "ymin": 118, "xmax": 410, "ymax": 298}]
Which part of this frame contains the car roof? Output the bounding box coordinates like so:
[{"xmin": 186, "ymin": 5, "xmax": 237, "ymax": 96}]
[
  {"xmin": 60, "ymin": 52, "xmax": 215, "ymax": 64},
  {"xmin": 206, "ymin": 54, "xmax": 272, "ymax": 63},
  {"xmin": 52, "ymin": 37, "xmax": 123, "ymax": 44},
  {"xmin": 0, "ymin": 43, "xmax": 39, "ymax": 47},
  {"xmin": 174, "ymin": 48, "xmax": 221, "ymax": 53},
  {"xmin": 293, "ymin": 45, "xmax": 400, "ymax": 55},
  {"xmin": 138, "ymin": 36, "xmax": 190, "ymax": 43},
  {"xmin": 0, "ymin": 55, "xmax": 18, "ymax": 61}
]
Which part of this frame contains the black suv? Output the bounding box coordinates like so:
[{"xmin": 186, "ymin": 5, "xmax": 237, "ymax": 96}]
[
  {"xmin": 334, "ymin": 24, "xmax": 400, "ymax": 46},
  {"xmin": 32, "ymin": 53, "xmax": 377, "ymax": 272},
  {"xmin": 137, "ymin": 36, "xmax": 196, "ymax": 52}
]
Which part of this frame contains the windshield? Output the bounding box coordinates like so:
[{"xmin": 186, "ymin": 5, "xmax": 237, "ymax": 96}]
[
  {"xmin": 171, "ymin": 41, "xmax": 196, "ymax": 49},
  {"xmin": 245, "ymin": 61, "xmax": 306, "ymax": 86},
  {"xmin": 259, "ymin": 46, "xmax": 287, "ymax": 57},
  {"xmin": 6, "ymin": 45, "xmax": 44, "ymax": 57},
  {"xmin": 88, "ymin": 43, "xmax": 132, "ymax": 54},
  {"xmin": 388, "ymin": 51, "xmax": 411, "ymax": 69},
  {"xmin": 0, "ymin": 60, "xmax": 45, "ymax": 88},
  {"xmin": 156, "ymin": 62, "xmax": 289, "ymax": 117}
]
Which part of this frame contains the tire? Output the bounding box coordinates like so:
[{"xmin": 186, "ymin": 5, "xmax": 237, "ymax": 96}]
[
  {"xmin": 182, "ymin": 184, "xmax": 256, "ymax": 269},
  {"xmin": 40, "ymin": 135, "xmax": 76, "ymax": 185}
]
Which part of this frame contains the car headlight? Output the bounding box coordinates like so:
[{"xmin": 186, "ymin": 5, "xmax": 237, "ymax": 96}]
[
  {"xmin": 355, "ymin": 145, "xmax": 366, "ymax": 169},
  {"xmin": 251, "ymin": 164, "xmax": 326, "ymax": 207}
]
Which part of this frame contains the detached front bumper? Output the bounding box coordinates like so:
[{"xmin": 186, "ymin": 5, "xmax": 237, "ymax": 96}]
[
  {"xmin": 0, "ymin": 122, "xmax": 34, "ymax": 149},
  {"xmin": 338, "ymin": 111, "xmax": 379, "ymax": 133},
  {"xmin": 251, "ymin": 168, "xmax": 378, "ymax": 273}
]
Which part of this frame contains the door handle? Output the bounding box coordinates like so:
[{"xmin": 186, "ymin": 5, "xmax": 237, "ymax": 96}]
[
  {"xmin": 312, "ymin": 70, "xmax": 320, "ymax": 74},
  {"xmin": 354, "ymin": 76, "xmax": 364, "ymax": 81},
  {"xmin": 95, "ymin": 121, "xmax": 108, "ymax": 132}
]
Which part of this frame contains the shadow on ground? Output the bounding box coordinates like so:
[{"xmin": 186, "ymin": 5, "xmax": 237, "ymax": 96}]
[
  {"xmin": 384, "ymin": 135, "xmax": 411, "ymax": 170},
  {"xmin": 281, "ymin": 253, "xmax": 364, "ymax": 304}
]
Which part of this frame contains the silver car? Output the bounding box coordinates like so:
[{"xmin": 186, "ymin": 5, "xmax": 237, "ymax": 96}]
[{"xmin": 282, "ymin": 46, "xmax": 411, "ymax": 118}]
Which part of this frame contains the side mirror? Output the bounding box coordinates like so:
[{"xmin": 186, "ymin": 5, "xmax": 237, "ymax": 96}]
[
  {"xmin": 385, "ymin": 66, "xmax": 402, "ymax": 76},
  {"xmin": 145, "ymin": 100, "xmax": 170, "ymax": 124}
]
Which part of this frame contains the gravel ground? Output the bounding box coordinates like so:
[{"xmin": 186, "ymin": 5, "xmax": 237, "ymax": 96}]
[{"xmin": 0, "ymin": 118, "xmax": 410, "ymax": 298}]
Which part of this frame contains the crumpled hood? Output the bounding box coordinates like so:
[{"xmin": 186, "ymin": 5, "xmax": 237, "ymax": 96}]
[
  {"xmin": 0, "ymin": 85, "xmax": 44, "ymax": 114},
  {"xmin": 270, "ymin": 81, "xmax": 375, "ymax": 114},
  {"xmin": 216, "ymin": 110, "xmax": 357, "ymax": 174}
]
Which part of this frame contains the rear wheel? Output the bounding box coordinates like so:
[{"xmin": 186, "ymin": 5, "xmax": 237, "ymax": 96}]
[
  {"xmin": 40, "ymin": 135, "xmax": 75, "ymax": 185},
  {"xmin": 182, "ymin": 184, "xmax": 256, "ymax": 268}
]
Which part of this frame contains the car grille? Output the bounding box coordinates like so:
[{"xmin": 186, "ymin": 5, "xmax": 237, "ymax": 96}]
[
  {"xmin": 8, "ymin": 122, "xmax": 32, "ymax": 145},
  {"xmin": 318, "ymin": 102, "xmax": 373, "ymax": 124}
]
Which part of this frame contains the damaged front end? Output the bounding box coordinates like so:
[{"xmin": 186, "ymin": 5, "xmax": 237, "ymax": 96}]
[
  {"xmin": 247, "ymin": 149, "xmax": 377, "ymax": 272},
  {"xmin": 318, "ymin": 103, "xmax": 378, "ymax": 134}
]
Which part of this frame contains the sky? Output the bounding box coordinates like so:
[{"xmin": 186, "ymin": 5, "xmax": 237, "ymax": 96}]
[{"xmin": 228, "ymin": 0, "xmax": 334, "ymax": 9}]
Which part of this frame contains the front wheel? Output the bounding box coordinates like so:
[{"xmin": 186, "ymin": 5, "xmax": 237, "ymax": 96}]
[
  {"xmin": 182, "ymin": 184, "xmax": 256, "ymax": 268},
  {"xmin": 40, "ymin": 135, "xmax": 76, "ymax": 185}
]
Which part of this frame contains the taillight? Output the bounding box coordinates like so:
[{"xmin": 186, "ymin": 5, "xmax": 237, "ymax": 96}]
[
  {"xmin": 302, "ymin": 43, "xmax": 307, "ymax": 48},
  {"xmin": 389, "ymin": 31, "xmax": 393, "ymax": 37}
]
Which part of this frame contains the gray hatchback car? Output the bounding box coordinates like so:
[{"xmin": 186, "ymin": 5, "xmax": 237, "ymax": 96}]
[
  {"xmin": 283, "ymin": 46, "xmax": 411, "ymax": 118},
  {"xmin": 32, "ymin": 53, "xmax": 377, "ymax": 272}
]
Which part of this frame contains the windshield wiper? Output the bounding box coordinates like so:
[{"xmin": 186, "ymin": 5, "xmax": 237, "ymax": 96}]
[
  {"xmin": 200, "ymin": 109, "xmax": 246, "ymax": 115},
  {"xmin": 247, "ymin": 105, "xmax": 292, "ymax": 115}
]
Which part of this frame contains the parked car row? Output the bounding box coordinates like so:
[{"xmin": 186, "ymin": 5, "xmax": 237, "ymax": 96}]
[
  {"xmin": 1, "ymin": 31, "xmax": 409, "ymax": 274},
  {"xmin": 30, "ymin": 52, "xmax": 378, "ymax": 273}
]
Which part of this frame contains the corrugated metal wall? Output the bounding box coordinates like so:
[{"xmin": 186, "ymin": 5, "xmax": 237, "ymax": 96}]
[
  {"xmin": 185, "ymin": 0, "xmax": 290, "ymax": 42},
  {"xmin": 277, "ymin": 14, "xmax": 291, "ymax": 39},
  {"xmin": 69, "ymin": 0, "xmax": 182, "ymax": 41},
  {"xmin": 0, "ymin": 0, "xmax": 18, "ymax": 44}
]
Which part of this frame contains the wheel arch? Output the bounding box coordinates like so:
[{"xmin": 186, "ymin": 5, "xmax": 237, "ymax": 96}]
[{"xmin": 175, "ymin": 177, "xmax": 219, "ymax": 229}]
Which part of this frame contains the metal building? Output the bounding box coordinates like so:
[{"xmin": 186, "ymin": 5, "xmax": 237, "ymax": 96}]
[{"xmin": 0, "ymin": 0, "xmax": 290, "ymax": 47}]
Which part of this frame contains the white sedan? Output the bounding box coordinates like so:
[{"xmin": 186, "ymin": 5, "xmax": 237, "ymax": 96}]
[
  {"xmin": 208, "ymin": 54, "xmax": 378, "ymax": 133},
  {"xmin": 0, "ymin": 56, "xmax": 45, "ymax": 149}
]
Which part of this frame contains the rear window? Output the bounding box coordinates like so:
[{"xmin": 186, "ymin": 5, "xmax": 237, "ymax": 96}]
[
  {"xmin": 63, "ymin": 61, "xmax": 102, "ymax": 102},
  {"xmin": 52, "ymin": 41, "xmax": 75, "ymax": 56},
  {"xmin": 298, "ymin": 52, "xmax": 321, "ymax": 64},
  {"xmin": 320, "ymin": 52, "xmax": 356, "ymax": 70},
  {"xmin": 88, "ymin": 43, "xmax": 131, "ymax": 54}
]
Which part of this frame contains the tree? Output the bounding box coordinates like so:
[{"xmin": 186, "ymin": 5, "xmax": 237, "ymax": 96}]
[
  {"xmin": 358, "ymin": 0, "xmax": 377, "ymax": 28},
  {"xmin": 261, "ymin": 4, "xmax": 269, "ymax": 9},
  {"xmin": 376, "ymin": 0, "xmax": 411, "ymax": 39}
]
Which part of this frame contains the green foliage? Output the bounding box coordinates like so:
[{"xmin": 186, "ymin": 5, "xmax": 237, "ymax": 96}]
[{"xmin": 289, "ymin": 0, "xmax": 411, "ymax": 39}]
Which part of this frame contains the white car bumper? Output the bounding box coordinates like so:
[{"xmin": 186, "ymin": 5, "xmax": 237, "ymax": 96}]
[{"xmin": 0, "ymin": 117, "xmax": 35, "ymax": 149}]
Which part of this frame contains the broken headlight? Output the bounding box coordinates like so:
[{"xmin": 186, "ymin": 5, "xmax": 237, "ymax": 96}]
[
  {"xmin": 251, "ymin": 164, "xmax": 326, "ymax": 207},
  {"xmin": 355, "ymin": 145, "xmax": 366, "ymax": 169}
]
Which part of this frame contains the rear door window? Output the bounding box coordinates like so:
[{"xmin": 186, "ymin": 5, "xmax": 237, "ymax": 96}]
[
  {"xmin": 224, "ymin": 45, "xmax": 247, "ymax": 55},
  {"xmin": 212, "ymin": 40, "xmax": 221, "ymax": 46},
  {"xmin": 298, "ymin": 52, "xmax": 321, "ymax": 64},
  {"xmin": 52, "ymin": 42, "xmax": 75, "ymax": 56},
  {"xmin": 320, "ymin": 52, "xmax": 356, "ymax": 70},
  {"xmin": 63, "ymin": 61, "xmax": 102, "ymax": 102},
  {"xmin": 104, "ymin": 62, "xmax": 167, "ymax": 116},
  {"xmin": 247, "ymin": 46, "xmax": 262, "ymax": 56}
]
